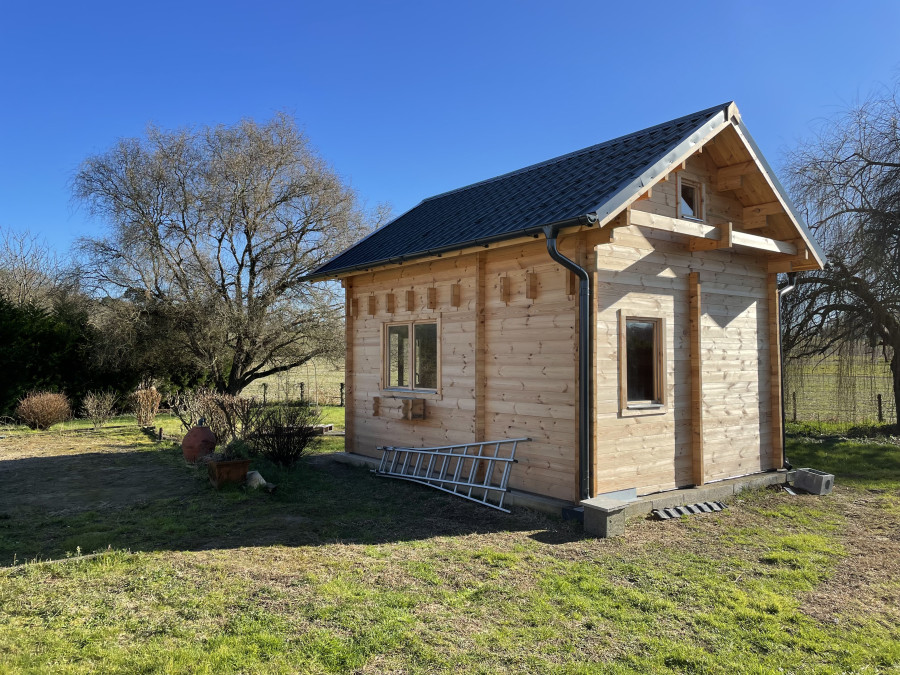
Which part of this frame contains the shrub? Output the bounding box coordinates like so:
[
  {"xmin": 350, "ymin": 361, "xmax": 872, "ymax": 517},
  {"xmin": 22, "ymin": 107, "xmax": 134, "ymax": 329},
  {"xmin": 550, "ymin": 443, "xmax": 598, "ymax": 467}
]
[
  {"xmin": 81, "ymin": 391, "xmax": 117, "ymax": 431},
  {"xmin": 132, "ymin": 385, "xmax": 161, "ymax": 427},
  {"xmin": 169, "ymin": 389, "xmax": 263, "ymax": 443},
  {"xmin": 16, "ymin": 391, "xmax": 71, "ymax": 430},
  {"xmin": 252, "ymin": 404, "xmax": 323, "ymax": 466}
]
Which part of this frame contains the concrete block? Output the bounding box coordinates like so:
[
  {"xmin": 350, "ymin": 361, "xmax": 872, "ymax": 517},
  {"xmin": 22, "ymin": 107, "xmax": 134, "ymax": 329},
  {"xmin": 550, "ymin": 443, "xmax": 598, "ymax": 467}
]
[
  {"xmin": 794, "ymin": 468, "xmax": 834, "ymax": 495},
  {"xmin": 696, "ymin": 484, "xmax": 735, "ymax": 503},
  {"xmin": 650, "ymin": 489, "xmax": 699, "ymax": 511},
  {"xmin": 582, "ymin": 502, "xmax": 627, "ymax": 538}
]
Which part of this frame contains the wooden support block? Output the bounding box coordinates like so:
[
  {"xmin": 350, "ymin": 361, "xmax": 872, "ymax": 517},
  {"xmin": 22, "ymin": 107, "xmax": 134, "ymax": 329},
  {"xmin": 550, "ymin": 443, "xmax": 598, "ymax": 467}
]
[
  {"xmin": 427, "ymin": 287, "xmax": 437, "ymax": 310},
  {"xmin": 767, "ymin": 260, "xmax": 794, "ymax": 273},
  {"xmin": 385, "ymin": 292, "xmax": 395, "ymax": 313},
  {"xmin": 742, "ymin": 200, "xmax": 781, "ymax": 229},
  {"xmin": 500, "ymin": 276, "xmax": 510, "ymax": 304},
  {"xmin": 688, "ymin": 272, "xmax": 704, "ymax": 486},
  {"xmin": 716, "ymin": 160, "xmax": 756, "ymax": 192},
  {"xmin": 402, "ymin": 398, "xmax": 426, "ymax": 420},
  {"xmin": 373, "ymin": 396, "xmax": 381, "ymax": 417},
  {"xmin": 405, "ymin": 289, "xmax": 415, "ymax": 312},
  {"xmin": 450, "ymin": 283, "xmax": 461, "ymax": 307},
  {"xmin": 688, "ymin": 222, "xmax": 733, "ymax": 251},
  {"xmin": 525, "ymin": 272, "xmax": 538, "ymax": 300},
  {"xmin": 367, "ymin": 295, "xmax": 376, "ymax": 316},
  {"xmin": 349, "ymin": 297, "xmax": 358, "ymax": 317},
  {"xmin": 635, "ymin": 187, "xmax": 652, "ymax": 201},
  {"xmin": 567, "ymin": 270, "xmax": 577, "ymax": 296}
]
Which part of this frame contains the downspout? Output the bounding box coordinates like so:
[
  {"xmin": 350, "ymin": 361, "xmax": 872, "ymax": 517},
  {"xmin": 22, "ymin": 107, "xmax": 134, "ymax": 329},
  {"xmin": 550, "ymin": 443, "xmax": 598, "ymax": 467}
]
[
  {"xmin": 543, "ymin": 222, "xmax": 593, "ymax": 501},
  {"xmin": 778, "ymin": 273, "xmax": 797, "ymax": 469}
]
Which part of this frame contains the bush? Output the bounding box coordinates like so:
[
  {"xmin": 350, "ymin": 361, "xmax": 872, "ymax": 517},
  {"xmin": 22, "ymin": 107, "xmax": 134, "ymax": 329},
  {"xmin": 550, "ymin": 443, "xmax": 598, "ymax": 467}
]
[
  {"xmin": 132, "ymin": 385, "xmax": 161, "ymax": 427},
  {"xmin": 16, "ymin": 391, "xmax": 71, "ymax": 430},
  {"xmin": 252, "ymin": 404, "xmax": 323, "ymax": 466},
  {"xmin": 169, "ymin": 389, "xmax": 263, "ymax": 443},
  {"xmin": 81, "ymin": 391, "xmax": 117, "ymax": 431}
]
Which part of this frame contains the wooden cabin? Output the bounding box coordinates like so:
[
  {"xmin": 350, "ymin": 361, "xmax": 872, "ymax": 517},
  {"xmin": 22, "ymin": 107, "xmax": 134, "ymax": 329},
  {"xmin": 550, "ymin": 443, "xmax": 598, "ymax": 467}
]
[{"xmin": 308, "ymin": 102, "xmax": 825, "ymax": 508}]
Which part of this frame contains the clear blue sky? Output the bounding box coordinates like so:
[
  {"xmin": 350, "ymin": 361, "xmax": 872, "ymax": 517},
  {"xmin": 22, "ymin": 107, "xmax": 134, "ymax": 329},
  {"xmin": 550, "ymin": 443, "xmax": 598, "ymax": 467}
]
[{"xmin": 2, "ymin": 0, "xmax": 898, "ymax": 251}]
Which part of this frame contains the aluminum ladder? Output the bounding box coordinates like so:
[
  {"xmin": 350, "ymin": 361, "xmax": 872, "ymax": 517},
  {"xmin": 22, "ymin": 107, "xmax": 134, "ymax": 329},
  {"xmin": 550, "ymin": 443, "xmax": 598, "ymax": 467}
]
[{"xmin": 373, "ymin": 438, "xmax": 529, "ymax": 512}]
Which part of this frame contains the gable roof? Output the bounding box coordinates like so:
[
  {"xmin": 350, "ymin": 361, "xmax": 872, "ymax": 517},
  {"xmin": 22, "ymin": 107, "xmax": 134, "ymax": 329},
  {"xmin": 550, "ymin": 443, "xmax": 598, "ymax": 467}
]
[{"xmin": 311, "ymin": 102, "xmax": 821, "ymax": 278}]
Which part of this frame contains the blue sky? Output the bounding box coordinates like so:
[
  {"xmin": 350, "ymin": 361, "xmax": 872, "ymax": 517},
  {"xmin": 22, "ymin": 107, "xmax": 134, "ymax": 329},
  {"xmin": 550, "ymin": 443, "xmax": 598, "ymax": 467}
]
[{"xmin": 1, "ymin": 0, "xmax": 898, "ymax": 251}]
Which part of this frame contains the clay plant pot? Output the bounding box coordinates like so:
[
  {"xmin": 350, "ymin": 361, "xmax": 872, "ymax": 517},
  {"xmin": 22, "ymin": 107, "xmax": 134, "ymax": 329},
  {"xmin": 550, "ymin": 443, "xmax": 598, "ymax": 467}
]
[
  {"xmin": 182, "ymin": 426, "xmax": 217, "ymax": 463},
  {"xmin": 208, "ymin": 459, "xmax": 251, "ymax": 489}
]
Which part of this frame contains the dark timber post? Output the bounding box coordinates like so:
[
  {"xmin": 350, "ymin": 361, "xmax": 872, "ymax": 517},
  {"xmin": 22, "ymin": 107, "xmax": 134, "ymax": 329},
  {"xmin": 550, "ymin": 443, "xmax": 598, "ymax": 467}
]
[
  {"xmin": 792, "ymin": 391, "xmax": 797, "ymax": 423},
  {"xmin": 877, "ymin": 394, "xmax": 884, "ymax": 423},
  {"xmin": 340, "ymin": 383, "xmax": 345, "ymax": 407}
]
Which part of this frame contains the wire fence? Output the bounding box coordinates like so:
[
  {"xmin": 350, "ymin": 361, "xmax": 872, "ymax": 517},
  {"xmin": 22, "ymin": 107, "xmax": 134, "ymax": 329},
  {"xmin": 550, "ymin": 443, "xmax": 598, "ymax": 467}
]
[
  {"xmin": 242, "ymin": 358, "xmax": 346, "ymax": 407},
  {"xmin": 784, "ymin": 355, "xmax": 896, "ymax": 432}
]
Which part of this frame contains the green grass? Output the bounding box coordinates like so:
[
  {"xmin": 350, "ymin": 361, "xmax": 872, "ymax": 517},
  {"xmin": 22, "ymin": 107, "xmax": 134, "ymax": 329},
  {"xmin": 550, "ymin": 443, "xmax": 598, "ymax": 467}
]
[{"xmin": 0, "ymin": 425, "xmax": 898, "ymax": 672}]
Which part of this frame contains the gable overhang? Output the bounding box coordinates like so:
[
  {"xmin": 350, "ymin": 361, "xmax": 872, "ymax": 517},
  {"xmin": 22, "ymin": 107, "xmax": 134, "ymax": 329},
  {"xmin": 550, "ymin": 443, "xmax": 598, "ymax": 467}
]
[{"xmin": 591, "ymin": 102, "xmax": 825, "ymax": 271}]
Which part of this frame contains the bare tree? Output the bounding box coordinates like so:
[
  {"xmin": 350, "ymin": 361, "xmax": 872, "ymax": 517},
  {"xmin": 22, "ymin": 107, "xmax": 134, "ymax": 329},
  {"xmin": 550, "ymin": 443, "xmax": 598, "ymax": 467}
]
[
  {"xmin": 75, "ymin": 113, "xmax": 373, "ymax": 394},
  {"xmin": 0, "ymin": 227, "xmax": 63, "ymax": 306},
  {"xmin": 784, "ymin": 82, "xmax": 900, "ymax": 421}
]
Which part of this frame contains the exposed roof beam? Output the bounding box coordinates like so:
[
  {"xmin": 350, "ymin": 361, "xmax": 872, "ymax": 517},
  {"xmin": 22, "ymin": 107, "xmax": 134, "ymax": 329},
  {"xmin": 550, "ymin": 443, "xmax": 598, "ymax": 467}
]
[
  {"xmin": 689, "ymin": 222, "xmax": 733, "ymax": 251},
  {"xmin": 629, "ymin": 210, "xmax": 797, "ymax": 255},
  {"xmin": 742, "ymin": 201, "xmax": 782, "ymax": 229},
  {"xmin": 716, "ymin": 160, "xmax": 756, "ymax": 192}
]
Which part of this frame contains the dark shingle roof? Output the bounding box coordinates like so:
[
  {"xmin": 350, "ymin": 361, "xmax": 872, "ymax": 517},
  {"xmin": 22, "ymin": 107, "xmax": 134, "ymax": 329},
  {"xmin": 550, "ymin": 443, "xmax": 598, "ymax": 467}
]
[{"xmin": 313, "ymin": 102, "xmax": 733, "ymax": 277}]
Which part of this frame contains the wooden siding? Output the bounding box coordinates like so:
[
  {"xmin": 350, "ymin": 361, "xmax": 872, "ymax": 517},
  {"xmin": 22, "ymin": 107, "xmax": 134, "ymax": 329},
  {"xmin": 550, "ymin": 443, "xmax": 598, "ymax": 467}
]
[{"xmin": 344, "ymin": 150, "xmax": 783, "ymax": 504}]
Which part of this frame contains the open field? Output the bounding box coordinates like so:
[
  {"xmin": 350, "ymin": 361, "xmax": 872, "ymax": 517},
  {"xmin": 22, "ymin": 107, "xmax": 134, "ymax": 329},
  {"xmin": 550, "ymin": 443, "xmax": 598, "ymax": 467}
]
[
  {"xmin": 0, "ymin": 416, "xmax": 898, "ymax": 673},
  {"xmin": 242, "ymin": 357, "xmax": 346, "ymax": 407}
]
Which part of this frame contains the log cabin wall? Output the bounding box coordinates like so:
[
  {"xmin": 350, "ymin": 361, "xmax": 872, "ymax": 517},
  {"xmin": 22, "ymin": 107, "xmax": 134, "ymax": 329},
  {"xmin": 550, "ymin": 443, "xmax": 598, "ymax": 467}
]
[
  {"xmin": 592, "ymin": 151, "xmax": 776, "ymax": 496},
  {"xmin": 344, "ymin": 237, "xmax": 582, "ymax": 503},
  {"xmin": 344, "ymin": 150, "xmax": 782, "ymax": 504}
]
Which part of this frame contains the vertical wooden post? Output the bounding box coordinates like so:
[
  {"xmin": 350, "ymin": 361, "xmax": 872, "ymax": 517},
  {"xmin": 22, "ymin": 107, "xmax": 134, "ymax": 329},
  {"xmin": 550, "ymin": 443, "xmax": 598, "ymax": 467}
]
[
  {"xmin": 525, "ymin": 272, "xmax": 538, "ymax": 300},
  {"xmin": 877, "ymin": 394, "xmax": 884, "ymax": 423},
  {"xmin": 427, "ymin": 287, "xmax": 437, "ymax": 310},
  {"xmin": 689, "ymin": 272, "xmax": 704, "ymax": 486},
  {"xmin": 767, "ymin": 274, "xmax": 784, "ymax": 469},
  {"xmin": 474, "ymin": 252, "xmax": 487, "ymax": 481},
  {"xmin": 344, "ymin": 278, "xmax": 356, "ymax": 453},
  {"xmin": 405, "ymin": 289, "xmax": 415, "ymax": 312},
  {"xmin": 385, "ymin": 292, "xmax": 395, "ymax": 314},
  {"xmin": 792, "ymin": 391, "xmax": 797, "ymax": 423},
  {"xmin": 450, "ymin": 283, "xmax": 461, "ymax": 308}
]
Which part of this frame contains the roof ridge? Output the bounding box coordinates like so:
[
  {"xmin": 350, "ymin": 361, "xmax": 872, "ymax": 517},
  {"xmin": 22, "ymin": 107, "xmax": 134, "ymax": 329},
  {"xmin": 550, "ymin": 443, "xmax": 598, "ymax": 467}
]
[{"xmin": 421, "ymin": 101, "xmax": 733, "ymax": 203}]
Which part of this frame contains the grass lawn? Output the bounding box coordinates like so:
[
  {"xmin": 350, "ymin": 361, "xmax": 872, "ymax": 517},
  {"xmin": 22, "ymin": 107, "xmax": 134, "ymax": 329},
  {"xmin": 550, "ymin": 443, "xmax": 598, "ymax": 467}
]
[{"xmin": 0, "ymin": 415, "xmax": 898, "ymax": 673}]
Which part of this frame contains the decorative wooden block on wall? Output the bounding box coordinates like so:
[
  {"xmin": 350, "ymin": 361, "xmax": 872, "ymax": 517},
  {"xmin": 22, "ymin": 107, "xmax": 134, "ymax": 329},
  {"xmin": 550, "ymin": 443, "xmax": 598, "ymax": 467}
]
[
  {"xmin": 500, "ymin": 276, "xmax": 510, "ymax": 304},
  {"xmin": 349, "ymin": 298, "xmax": 358, "ymax": 317},
  {"xmin": 405, "ymin": 289, "xmax": 415, "ymax": 312},
  {"xmin": 402, "ymin": 398, "xmax": 426, "ymax": 420},
  {"xmin": 525, "ymin": 273, "xmax": 538, "ymax": 300},
  {"xmin": 385, "ymin": 292, "xmax": 395, "ymax": 313},
  {"xmin": 450, "ymin": 283, "xmax": 461, "ymax": 307},
  {"xmin": 567, "ymin": 271, "xmax": 577, "ymax": 296},
  {"xmin": 367, "ymin": 295, "xmax": 376, "ymax": 316},
  {"xmin": 373, "ymin": 396, "xmax": 381, "ymax": 417},
  {"xmin": 427, "ymin": 287, "xmax": 437, "ymax": 310}
]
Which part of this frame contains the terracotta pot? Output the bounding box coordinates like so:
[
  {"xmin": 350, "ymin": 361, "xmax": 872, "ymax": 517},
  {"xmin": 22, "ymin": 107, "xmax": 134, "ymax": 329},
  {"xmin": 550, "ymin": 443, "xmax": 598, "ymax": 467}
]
[
  {"xmin": 208, "ymin": 459, "xmax": 251, "ymax": 488},
  {"xmin": 182, "ymin": 426, "xmax": 217, "ymax": 463}
]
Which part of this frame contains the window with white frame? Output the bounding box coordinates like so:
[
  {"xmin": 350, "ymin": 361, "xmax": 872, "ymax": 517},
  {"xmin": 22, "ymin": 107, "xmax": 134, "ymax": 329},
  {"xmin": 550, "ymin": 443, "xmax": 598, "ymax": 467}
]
[{"xmin": 385, "ymin": 321, "xmax": 439, "ymax": 391}]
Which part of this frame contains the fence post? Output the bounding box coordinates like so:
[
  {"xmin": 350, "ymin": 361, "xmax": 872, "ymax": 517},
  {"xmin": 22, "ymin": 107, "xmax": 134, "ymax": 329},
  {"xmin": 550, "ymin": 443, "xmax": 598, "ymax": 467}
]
[
  {"xmin": 262, "ymin": 383, "xmax": 268, "ymax": 406},
  {"xmin": 340, "ymin": 382, "xmax": 345, "ymax": 407},
  {"xmin": 299, "ymin": 382, "xmax": 305, "ymax": 402},
  {"xmin": 877, "ymin": 394, "xmax": 884, "ymax": 423},
  {"xmin": 792, "ymin": 391, "xmax": 797, "ymax": 423}
]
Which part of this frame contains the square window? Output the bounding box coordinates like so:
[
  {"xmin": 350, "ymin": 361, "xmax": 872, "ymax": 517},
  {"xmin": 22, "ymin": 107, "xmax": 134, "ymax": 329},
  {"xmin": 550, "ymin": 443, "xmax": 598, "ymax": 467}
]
[
  {"xmin": 678, "ymin": 176, "xmax": 704, "ymax": 221},
  {"xmin": 384, "ymin": 321, "xmax": 439, "ymax": 391}
]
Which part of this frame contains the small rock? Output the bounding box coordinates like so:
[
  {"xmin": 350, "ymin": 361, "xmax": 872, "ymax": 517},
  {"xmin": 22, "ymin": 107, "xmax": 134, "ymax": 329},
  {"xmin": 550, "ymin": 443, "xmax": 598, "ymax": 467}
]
[{"xmin": 245, "ymin": 471, "xmax": 268, "ymax": 489}]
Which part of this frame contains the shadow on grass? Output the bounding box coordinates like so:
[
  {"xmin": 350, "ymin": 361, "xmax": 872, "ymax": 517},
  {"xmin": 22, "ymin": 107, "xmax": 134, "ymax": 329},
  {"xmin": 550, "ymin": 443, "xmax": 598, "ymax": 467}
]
[{"xmin": 0, "ymin": 445, "xmax": 582, "ymax": 566}]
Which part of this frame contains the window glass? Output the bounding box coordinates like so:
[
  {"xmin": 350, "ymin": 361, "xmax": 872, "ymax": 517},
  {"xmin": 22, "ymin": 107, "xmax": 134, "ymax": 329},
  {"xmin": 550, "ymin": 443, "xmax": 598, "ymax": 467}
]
[
  {"xmin": 680, "ymin": 183, "xmax": 698, "ymax": 219},
  {"xmin": 414, "ymin": 323, "xmax": 438, "ymax": 389},
  {"xmin": 387, "ymin": 324, "xmax": 409, "ymax": 388},
  {"xmin": 626, "ymin": 320, "xmax": 656, "ymax": 401}
]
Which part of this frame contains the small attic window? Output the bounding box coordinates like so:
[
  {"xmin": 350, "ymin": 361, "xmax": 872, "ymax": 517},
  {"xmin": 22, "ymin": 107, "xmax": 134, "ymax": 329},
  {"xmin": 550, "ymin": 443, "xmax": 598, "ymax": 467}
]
[{"xmin": 678, "ymin": 175, "xmax": 704, "ymax": 221}]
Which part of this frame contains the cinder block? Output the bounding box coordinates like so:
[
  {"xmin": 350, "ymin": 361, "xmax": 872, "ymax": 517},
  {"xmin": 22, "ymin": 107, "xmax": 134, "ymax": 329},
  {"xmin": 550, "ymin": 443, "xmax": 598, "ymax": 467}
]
[
  {"xmin": 650, "ymin": 489, "xmax": 699, "ymax": 511},
  {"xmin": 794, "ymin": 468, "xmax": 834, "ymax": 495},
  {"xmin": 583, "ymin": 504, "xmax": 626, "ymax": 538}
]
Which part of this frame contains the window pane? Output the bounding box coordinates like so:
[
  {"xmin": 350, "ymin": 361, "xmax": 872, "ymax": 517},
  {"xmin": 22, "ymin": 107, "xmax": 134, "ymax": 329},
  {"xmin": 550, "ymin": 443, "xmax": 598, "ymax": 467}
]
[
  {"xmin": 626, "ymin": 320, "xmax": 656, "ymax": 401},
  {"xmin": 387, "ymin": 325, "xmax": 409, "ymax": 387},
  {"xmin": 414, "ymin": 323, "xmax": 438, "ymax": 389},
  {"xmin": 680, "ymin": 183, "xmax": 697, "ymax": 218}
]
